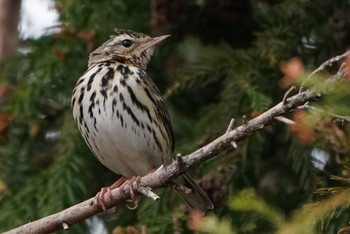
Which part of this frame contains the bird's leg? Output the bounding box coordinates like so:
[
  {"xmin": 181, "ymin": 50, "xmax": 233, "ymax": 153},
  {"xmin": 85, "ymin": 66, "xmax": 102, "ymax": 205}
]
[
  {"xmin": 95, "ymin": 176, "xmax": 126, "ymax": 212},
  {"xmin": 108, "ymin": 176, "xmax": 127, "ymax": 199}
]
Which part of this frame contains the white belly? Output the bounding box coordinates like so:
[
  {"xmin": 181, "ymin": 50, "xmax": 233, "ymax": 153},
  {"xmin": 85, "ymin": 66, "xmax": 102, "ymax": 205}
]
[{"xmin": 72, "ymin": 63, "xmax": 172, "ymax": 178}]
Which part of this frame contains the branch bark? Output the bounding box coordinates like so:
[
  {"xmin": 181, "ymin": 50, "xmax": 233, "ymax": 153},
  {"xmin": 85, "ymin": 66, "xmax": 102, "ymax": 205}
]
[
  {"xmin": 0, "ymin": 0, "xmax": 21, "ymax": 61},
  {"xmin": 4, "ymin": 51, "xmax": 349, "ymax": 234}
]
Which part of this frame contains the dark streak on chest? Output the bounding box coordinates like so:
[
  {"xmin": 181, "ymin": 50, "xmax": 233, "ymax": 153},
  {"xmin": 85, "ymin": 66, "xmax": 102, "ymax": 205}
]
[
  {"xmin": 127, "ymin": 85, "xmax": 153, "ymax": 123},
  {"xmin": 87, "ymin": 67, "xmax": 102, "ymax": 91}
]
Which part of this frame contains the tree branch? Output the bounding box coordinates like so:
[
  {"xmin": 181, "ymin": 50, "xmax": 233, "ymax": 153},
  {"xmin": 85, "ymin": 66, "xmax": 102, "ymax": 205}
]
[
  {"xmin": 4, "ymin": 51, "xmax": 349, "ymax": 234},
  {"xmin": 299, "ymin": 50, "xmax": 350, "ymax": 91},
  {"xmin": 3, "ymin": 90, "xmax": 314, "ymax": 234}
]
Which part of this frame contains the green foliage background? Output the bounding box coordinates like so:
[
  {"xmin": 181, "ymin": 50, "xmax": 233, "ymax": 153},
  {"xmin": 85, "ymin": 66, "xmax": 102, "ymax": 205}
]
[{"xmin": 1, "ymin": 0, "xmax": 350, "ymax": 233}]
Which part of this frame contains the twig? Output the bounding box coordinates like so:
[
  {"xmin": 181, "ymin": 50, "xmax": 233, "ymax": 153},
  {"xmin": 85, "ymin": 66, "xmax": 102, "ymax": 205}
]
[
  {"xmin": 297, "ymin": 101, "xmax": 311, "ymax": 110},
  {"xmin": 331, "ymin": 114, "xmax": 350, "ymax": 122},
  {"xmin": 230, "ymin": 141, "xmax": 238, "ymax": 149},
  {"xmin": 302, "ymin": 105, "xmax": 350, "ymax": 122},
  {"xmin": 283, "ymin": 86, "xmax": 296, "ymax": 105},
  {"xmin": 226, "ymin": 118, "xmax": 235, "ymax": 133},
  {"xmin": 226, "ymin": 119, "xmax": 238, "ymax": 149},
  {"xmin": 176, "ymin": 153, "xmax": 185, "ymax": 170},
  {"xmin": 334, "ymin": 62, "xmax": 349, "ymax": 80},
  {"xmin": 135, "ymin": 187, "xmax": 160, "ymax": 201},
  {"xmin": 274, "ymin": 116, "xmax": 295, "ymax": 125},
  {"xmin": 242, "ymin": 115, "xmax": 247, "ymax": 125},
  {"xmin": 62, "ymin": 222, "xmax": 69, "ymax": 230},
  {"xmin": 300, "ymin": 51, "xmax": 350, "ymax": 92}
]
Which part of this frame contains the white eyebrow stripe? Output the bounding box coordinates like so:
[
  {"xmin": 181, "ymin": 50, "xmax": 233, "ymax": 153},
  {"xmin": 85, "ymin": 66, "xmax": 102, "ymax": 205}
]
[{"xmin": 106, "ymin": 35, "xmax": 133, "ymax": 46}]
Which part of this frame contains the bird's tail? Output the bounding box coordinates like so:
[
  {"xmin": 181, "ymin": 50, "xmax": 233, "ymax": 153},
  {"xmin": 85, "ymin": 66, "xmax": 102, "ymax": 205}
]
[{"xmin": 174, "ymin": 173, "xmax": 214, "ymax": 214}]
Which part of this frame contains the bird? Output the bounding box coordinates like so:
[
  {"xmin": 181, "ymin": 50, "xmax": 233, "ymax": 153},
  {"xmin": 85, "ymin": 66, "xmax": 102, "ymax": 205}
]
[{"xmin": 71, "ymin": 28, "xmax": 213, "ymax": 213}]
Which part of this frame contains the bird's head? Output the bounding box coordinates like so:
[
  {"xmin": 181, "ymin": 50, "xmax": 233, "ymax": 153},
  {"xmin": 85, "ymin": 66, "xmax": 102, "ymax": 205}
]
[{"xmin": 88, "ymin": 29, "xmax": 170, "ymax": 69}]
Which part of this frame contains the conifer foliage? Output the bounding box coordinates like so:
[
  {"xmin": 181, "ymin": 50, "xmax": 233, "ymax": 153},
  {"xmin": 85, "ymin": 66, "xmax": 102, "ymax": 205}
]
[{"xmin": 1, "ymin": 0, "xmax": 350, "ymax": 233}]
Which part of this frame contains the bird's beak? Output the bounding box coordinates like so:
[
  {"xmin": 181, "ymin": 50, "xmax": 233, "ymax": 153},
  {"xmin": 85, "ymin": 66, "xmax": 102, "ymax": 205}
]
[{"xmin": 138, "ymin": 35, "xmax": 171, "ymax": 52}]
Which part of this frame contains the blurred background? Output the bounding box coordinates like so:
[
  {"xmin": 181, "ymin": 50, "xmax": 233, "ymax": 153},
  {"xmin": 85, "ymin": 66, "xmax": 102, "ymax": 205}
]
[{"xmin": 1, "ymin": 0, "xmax": 350, "ymax": 233}]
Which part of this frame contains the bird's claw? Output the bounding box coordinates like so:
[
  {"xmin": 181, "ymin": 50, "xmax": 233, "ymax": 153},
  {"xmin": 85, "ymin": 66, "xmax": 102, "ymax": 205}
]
[
  {"xmin": 94, "ymin": 187, "xmax": 109, "ymax": 211},
  {"xmin": 94, "ymin": 176, "xmax": 126, "ymax": 212},
  {"xmin": 120, "ymin": 176, "xmax": 142, "ymax": 210}
]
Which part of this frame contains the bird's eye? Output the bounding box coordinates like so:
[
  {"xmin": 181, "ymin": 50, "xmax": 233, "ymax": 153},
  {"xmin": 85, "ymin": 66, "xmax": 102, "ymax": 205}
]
[{"xmin": 122, "ymin": 39, "xmax": 132, "ymax": 47}]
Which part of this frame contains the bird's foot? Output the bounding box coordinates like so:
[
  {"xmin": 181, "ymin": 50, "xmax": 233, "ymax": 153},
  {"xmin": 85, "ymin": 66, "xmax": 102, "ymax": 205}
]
[
  {"xmin": 94, "ymin": 176, "xmax": 126, "ymax": 212},
  {"xmin": 120, "ymin": 176, "xmax": 142, "ymax": 210}
]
